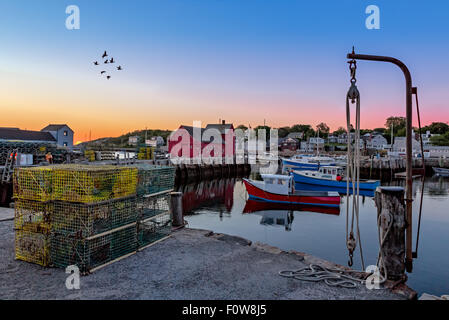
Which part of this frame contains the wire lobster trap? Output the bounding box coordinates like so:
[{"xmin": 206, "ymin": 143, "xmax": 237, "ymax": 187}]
[
  {"xmin": 52, "ymin": 165, "xmax": 138, "ymax": 203},
  {"xmin": 52, "ymin": 196, "xmax": 138, "ymax": 237},
  {"xmin": 135, "ymin": 165, "xmax": 175, "ymax": 196},
  {"xmin": 51, "ymin": 224, "xmax": 138, "ymax": 273},
  {"xmin": 137, "ymin": 210, "xmax": 171, "ymax": 249},
  {"xmin": 14, "ymin": 199, "xmax": 53, "ymax": 234},
  {"xmin": 15, "ymin": 230, "xmax": 51, "ymax": 267},
  {"xmin": 137, "ymin": 191, "xmax": 171, "ymax": 220},
  {"xmin": 13, "ymin": 167, "xmax": 53, "ymax": 202}
]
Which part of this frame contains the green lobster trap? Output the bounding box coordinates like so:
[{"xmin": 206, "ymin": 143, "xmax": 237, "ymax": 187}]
[
  {"xmin": 52, "ymin": 197, "xmax": 138, "ymax": 237},
  {"xmin": 137, "ymin": 192, "xmax": 171, "ymax": 220},
  {"xmin": 51, "ymin": 224, "xmax": 138, "ymax": 273},
  {"xmin": 137, "ymin": 210, "xmax": 171, "ymax": 249},
  {"xmin": 135, "ymin": 165, "xmax": 175, "ymax": 196},
  {"xmin": 15, "ymin": 230, "xmax": 51, "ymax": 267}
]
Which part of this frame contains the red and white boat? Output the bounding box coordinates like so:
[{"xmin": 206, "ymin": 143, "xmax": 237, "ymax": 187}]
[{"xmin": 243, "ymin": 174, "xmax": 340, "ymax": 208}]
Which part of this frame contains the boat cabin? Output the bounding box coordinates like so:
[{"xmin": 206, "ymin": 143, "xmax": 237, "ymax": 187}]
[
  {"xmin": 297, "ymin": 166, "xmax": 345, "ymax": 181},
  {"xmin": 260, "ymin": 174, "xmax": 293, "ymax": 195},
  {"xmin": 319, "ymin": 166, "xmax": 344, "ymax": 177}
]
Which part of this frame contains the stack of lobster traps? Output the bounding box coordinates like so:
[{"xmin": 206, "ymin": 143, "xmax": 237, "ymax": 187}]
[{"xmin": 13, "ymin": 164, "xmax": 176, "ymax": 274}]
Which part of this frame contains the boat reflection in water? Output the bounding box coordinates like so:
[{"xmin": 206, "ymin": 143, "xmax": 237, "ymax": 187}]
[{"xmin": 243, "ymin": 199, "xmax": 340, "ymax": 231}]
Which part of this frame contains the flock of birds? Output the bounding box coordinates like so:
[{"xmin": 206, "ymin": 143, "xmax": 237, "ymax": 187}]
[{"xmin": 94, "ymin": 51, "xmax": 122, "ymax": 80}]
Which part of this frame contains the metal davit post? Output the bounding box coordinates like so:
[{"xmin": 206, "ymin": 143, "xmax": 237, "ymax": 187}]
[{"xmin": 347, "ymin": 49, "xmax": 414, "ymax": 272}]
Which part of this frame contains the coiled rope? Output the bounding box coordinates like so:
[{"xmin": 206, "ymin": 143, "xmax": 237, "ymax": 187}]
[{"xmin": 279, "ymin": 264, "xmax": 363, "ymax": 288}]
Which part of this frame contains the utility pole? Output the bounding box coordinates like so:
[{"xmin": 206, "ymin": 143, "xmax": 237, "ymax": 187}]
[
  {"xmin": 347, "ymin": 50, "xmax": 414, "ymax": 272},
  {"xmin": 392, "ymin": 123, "xmax": 394, "ymax": 146}
]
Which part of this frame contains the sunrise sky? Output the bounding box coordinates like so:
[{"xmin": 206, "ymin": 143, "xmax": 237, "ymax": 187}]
[{"xmin": 1, "ymin": 0, "xmax": 448, "ymax": 143}]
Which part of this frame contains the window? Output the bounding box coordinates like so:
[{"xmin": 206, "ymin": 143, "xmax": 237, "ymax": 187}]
[{"xmin": 64, "ymin": 131, "xmax": 68, "ymax": 136}]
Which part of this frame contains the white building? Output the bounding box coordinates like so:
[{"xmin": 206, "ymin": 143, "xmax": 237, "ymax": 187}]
[
  {"xmin": 391, "ymin": 137, "xmax": 421, "ymax": 156},
  {"xmin": 300, "ymin": 137, "xmax": 325, "ymax": 152},
  {"xmin": 146, "ymin": 136, "xmax": 165, "ymax": 147},
  {"xmin": 425, "ymin": 146, "xmax": 449, "ymax": 158},
  {"xmin": 366, "ymin": 135, "xmax": 388, "ymax": 150},
  {"xmin": 129, "ymin": 136, "xmax": 139, "ymax": 146},
  {"xmin": 41, "ymin": 124, "xmax": 74, "ymax": 149}
]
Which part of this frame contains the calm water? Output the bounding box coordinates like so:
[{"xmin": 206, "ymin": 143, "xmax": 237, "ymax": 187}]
[{"xmin": 179, "ymin": 175, "xmax": 449, "ymax": 296}]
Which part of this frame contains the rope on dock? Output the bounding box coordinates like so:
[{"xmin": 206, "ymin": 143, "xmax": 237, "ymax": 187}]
[{"xmin": 279, "ymin": 264, "xmax": 363, "ymax": 288}]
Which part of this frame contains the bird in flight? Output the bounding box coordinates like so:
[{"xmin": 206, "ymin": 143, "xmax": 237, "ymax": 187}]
[
  {"xmin": 100, "ymin": 71, "xmax": 106, "ymax": 74},
  {"xmin": 93, "ymin": 61, "xmax": 99, "ymax": 65},
  {"xmin": 110, "ymin": 57, "xmax": 115, "ymax": 64},
  {"xmin": 107, "ymin": 76, "xmax": 111, "ymax": 80},
  {"xmin": 117, "ymin": 66, "xmax": 122, "ymax": 70},
  {"xmin": 104, "ymin": 59, "xmax": 109, "ymax": 64},
  {"xmin": 102, "ymin": 51, "xmax": 108, "ymax": 58}
]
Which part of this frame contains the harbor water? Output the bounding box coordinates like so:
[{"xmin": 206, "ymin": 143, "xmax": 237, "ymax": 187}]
[{"xmin": 180, "ymin": 175, "xmax": 449, "ymax": 296}]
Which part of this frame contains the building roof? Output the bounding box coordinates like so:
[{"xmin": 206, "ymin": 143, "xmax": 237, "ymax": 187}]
[
  {"xmin": 205, "ymin": 123, "xmax": 234, "ymax": 134},
  {"xmin": 287, "ymin": 132, "xmax": 304, "ymax": 139},
  {"xmin": 0, "ymin": 127, "xmax": 56, "ymax": 142},
  {"xmin": 41, "ymin": 124, "xmax": 72, "ymax": 132},
  {"xmin": 179, "ymin": 125, "xmax": 205, "ymax": 137}
]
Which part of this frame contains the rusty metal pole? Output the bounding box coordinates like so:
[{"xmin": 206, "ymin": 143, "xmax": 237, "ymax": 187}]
[{"xmin": 347, "ymin": 51, "xmax": 414, "ymax": 272}]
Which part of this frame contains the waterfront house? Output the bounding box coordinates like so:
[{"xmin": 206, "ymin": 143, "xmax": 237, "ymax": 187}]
[
  {"xmin": 300, "ymin": 137, "xmax": 325, "ymax": 152},
  {"xmin": 366, "ymin": 135, "xmax": 388, "ymax": 150},
  {"xmin": 327, "ymin": 135, "xmax": 338, "ymax": 144},
  {"xmin": 391, "ymin": 137, "xmax": 421, "ymax": 156},
  {"xmin": 0, "ymin": 127, "xmax": 57, "ymax": 164},
  {"xmin": 279, "ymin": 137, "xmax": 299, "ymax": 152},
  {"xmin": 424, "ymin": 145, "xmax": 449, "ymax": 158},
  {"xmin": 128, "ymin": 136, "xmax": 139, "ymax": 146},
  {"xmin": 146, "ymin": 136, "xmax": 165, "ymax": 147},
  {"xmin": 0, "ymin": 127, "xmax": 56, "ymax": 145},
  {"xmin": 41, "ymin": 124, "xmax": 74, "ymax": 149},
  {"xmin": 168, "ymin": 121, "xmax": 235, "ymax": 161}
]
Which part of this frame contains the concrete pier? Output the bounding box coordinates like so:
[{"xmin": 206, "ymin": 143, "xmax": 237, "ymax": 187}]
[{"xmin": 0, "ymin": 219, "xmax": 415, "ymax": 300}]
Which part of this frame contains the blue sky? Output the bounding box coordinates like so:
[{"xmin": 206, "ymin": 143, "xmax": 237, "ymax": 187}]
[{"xmin": 0, "ymin": 0, "xmax": 448, "ymax": 140}]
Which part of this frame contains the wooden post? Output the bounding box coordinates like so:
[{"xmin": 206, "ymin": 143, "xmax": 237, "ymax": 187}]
[
  {"xmin": 170, "ymin": 192, "xmax": 184, "ymax": 227},
  {"xmin": 374, "ymin": 186, "xmax": 406, "ymax": 280}
]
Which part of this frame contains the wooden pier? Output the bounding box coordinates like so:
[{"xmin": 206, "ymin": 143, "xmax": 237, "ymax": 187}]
[{"xmin": 175, "ymin": 163, "xmax": 251, "ymax": 183}]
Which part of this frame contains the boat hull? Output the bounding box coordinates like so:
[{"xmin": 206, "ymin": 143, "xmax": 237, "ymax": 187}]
[
  {"xmin": 243, "ymin": 179, "xmax": 340, "ymax": 207},
  {"xmin": 282, "ymin": 159, "xmax": 336, "ymax": 171},
  {"xmin": 292, "ymin": 171, "xmax": 380, "ymax": 191},
  {"xmin": 293, "ymin": 182, "xmax": 375, "ymax": 197}
]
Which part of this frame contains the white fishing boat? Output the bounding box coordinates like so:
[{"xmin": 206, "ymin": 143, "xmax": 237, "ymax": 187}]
[{"xmin": 257, "ymin": 152, "xmax": 279, "ymax": 164}]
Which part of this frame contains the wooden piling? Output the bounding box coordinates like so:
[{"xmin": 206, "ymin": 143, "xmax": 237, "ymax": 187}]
[
  {"xmin": 170, "ymin": 192, "xmax": 184, "ymax": 227},
  {"xmin": 374, "ymin": 186, "xmax": 406, "ymax": 280}
]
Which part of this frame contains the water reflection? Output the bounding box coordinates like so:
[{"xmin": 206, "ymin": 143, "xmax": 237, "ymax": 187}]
[{"xmin": 177, "ymin": 178, "xmax": 236, "ymax": 215}]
